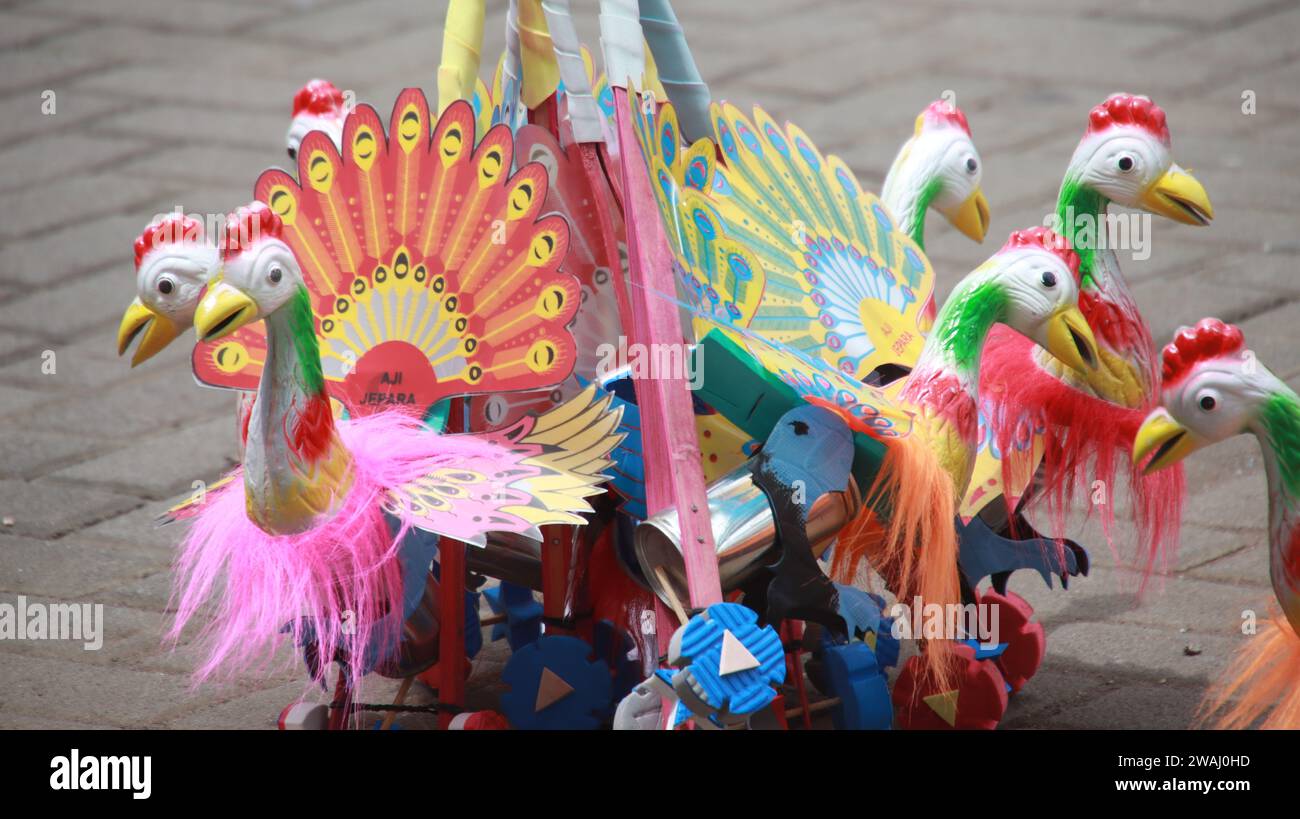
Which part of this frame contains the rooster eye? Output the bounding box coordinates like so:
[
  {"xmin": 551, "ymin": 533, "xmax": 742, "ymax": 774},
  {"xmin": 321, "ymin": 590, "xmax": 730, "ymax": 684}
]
[
  {"xmin": 1117, "ymin": 155, "xmax": 1135, "ymax": 172},
  {"xmin": 1199, "ymin": 394, "xmax": 1217, "ymax": 411},
  {"xmin": 965, "ymin": 157, "xmax": 978, "ymax": 173},
  {"xmin": 157, "ymin": 277, "xmax": 175, "ymax": 295},
  {"xmin": 1040, "ymin": 271, "xmax": 1057, "ymax": 288},
  {"xmin": 268, "ymin": 265, "xmax": 283, "ymax": 284}
]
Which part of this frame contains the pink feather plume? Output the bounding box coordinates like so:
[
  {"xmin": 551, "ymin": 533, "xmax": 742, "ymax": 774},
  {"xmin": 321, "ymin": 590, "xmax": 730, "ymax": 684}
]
[{"xmin": 168, "ymin": 410, "xmax": 478, "ymax": 692}]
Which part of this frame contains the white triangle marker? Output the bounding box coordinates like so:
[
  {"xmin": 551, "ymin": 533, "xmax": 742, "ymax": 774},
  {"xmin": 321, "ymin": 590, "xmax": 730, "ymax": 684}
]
[
  {"xmin": 718, "ymin": 629, "xmax": 761, "ymax": 676},
  {"xmin": 535, "ymin": 667, "xmax": 575, "ymax": 712}
]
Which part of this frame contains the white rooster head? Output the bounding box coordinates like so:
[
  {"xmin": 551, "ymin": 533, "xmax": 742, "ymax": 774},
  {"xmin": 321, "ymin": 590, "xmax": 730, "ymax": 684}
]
[
  {"xmin": 979, "ymin": 226, "xmax": 1098, "ymax": 375},
  {"xmin": 882, "ymin": 99, "xmax": 989, "ymax": 245},
  {"xmin": 118, "ymin": 213, "xmax": 219, "ymax": 366},
  {"xmin": 194, "ymin": 202, "xmax": 303, "ymax": 342},
  {"xmin": 286, "ymin": 79, "xmax": 347, "ymax": 160},
  {"xmin": 1134, "ymin": 319, "xmax": 1288, "ymax": 473},
  {"xmin": 1062, "ymin": 93, "xmax": 1213, "ymax": 227}
]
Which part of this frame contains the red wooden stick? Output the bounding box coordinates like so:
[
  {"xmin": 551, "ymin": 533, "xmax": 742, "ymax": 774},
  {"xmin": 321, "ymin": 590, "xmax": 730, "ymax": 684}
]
[
  {"xmin": 438, "ymin": 398, "xmax": 468, "ymax": 729},
  {"xmin": 540, "ymin": 524, "xmax": 573, "ymax": 634},
  {"xmin": 437, "ymin": 538, "xmax": 466, "ymax": 730}
]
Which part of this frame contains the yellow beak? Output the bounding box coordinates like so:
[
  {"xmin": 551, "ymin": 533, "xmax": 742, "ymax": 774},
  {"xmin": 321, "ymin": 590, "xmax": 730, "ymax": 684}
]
[
  {"xmin": 1139, "ymin": 165, "xmax": 1213, "ymax": 226},
  {"xmin": 194, "ymin": 281, "xmax": 258, "ymax": 342},
  {"xmin": 1042, "ymin": 304, "xmax": 1100, "ymax": 375},
  {"xmin": 117, "ymin": 298, "xmax": 182, "ymax": 367},
  {"xmin": 1132, "ymin": 409, "xmax": 1200, "ymax": 473},
  {"xmin": 943, "ymin": 187, "xmax": 990, "ymax": 243}
]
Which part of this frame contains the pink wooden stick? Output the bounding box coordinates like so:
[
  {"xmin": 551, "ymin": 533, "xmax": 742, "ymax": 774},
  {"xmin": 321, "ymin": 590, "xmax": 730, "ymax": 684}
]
[{"xmin": 611, "ymin": 87, "xmax": 721, "ymax": 610}]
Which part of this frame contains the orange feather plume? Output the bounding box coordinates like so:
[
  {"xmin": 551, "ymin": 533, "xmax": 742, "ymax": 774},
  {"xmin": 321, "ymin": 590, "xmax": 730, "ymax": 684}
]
[
  {"xmin": 831, "ymin": 433, "xmax": 961, "ymax": 691},
  {"xmin": 1200, "ymin": 607, "xmax": 1300, "ymax": 729}
]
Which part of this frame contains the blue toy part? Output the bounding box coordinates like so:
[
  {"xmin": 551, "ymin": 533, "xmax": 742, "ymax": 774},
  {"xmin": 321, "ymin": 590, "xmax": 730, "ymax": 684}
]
[
  {"xmin": 756, "ymin": 405, "xmax": 854, "ymax": 510},
  {"xmin": 873, "ymin": 616, "xmax": 901, "ymax": 671},
  {"xmin": 499, "ymin": 636, "xmax": 613, "ymax": 730},
  {"xmin": 590, "ymin": 619, "xmax": 642, "ymax": 714},
  {"xmin": 668, "ymin": 602, "xmax": 785, "ymax": 726},
  {"xmin": 830, "ymin": 583, "xmax": 900, "ymax": 670},
  {"xmin": 482, "ymin": 582, "xmax": 542, "ymax": 651},
  {"xmin": 833, "ymin": 583, "xmax": 882, "ymax": 642},
  {"xmin": 959, "ymin": 637, "xmax": 1009, "ymax": 661},
  {"xmin": 819, "ymin": 642, "xmax": 892, "ymax": 730},
  {"xmin": 596, "ymin": 370, "xmax": 648, "ymax": 520},
  {"xmin": 598, "ymin": 366, "xmax": 757, "ymax": 522},
  {"xmin": 956, "ymin": 514, "xmax": 1088, "ymax": 593}
]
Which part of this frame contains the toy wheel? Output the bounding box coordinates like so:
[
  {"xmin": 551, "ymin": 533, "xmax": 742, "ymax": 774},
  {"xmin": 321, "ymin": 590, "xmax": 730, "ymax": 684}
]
[
  {"xmin": 277, "ymin": 702, "xmax": 328, "ymax": 731},
  {"xmin": 981, "ymin": 589, "xmax": 1045, "ymax": 693},
  {"xmin": 820, "ymin": 642, "xmax": 892, "ymax": 730},
  {"xmin": 892, "ymin": 644, "xmax": 1008, "ymax": 730},
  {"xmin": 448, "ymin": 710, "xmax": 509, "ymax": 730},
  {"xmin": 500, "ymin": 636, "xmax": 612, "ymax": 730}
]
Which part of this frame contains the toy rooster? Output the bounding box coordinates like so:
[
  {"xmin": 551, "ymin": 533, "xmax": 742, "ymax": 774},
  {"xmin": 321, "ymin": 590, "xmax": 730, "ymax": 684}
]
[
  {"xmin": 968, "ymin": 94, "xmax": 1214, "ymax": 575},
  {"xmin": 117, "ymin": 213, "xmax": 218, "ymax": 367},
  {"xmin": 286, "ymin": 79, "xmax": 348, "ymax": 160},
  {"xmin": 881, "ymin": 100, "xmax": 989, "ymax": 325},
  {"xmin": 881, "ymin": 100, "xmax": 989, "ymax": 251},
  {"xmin": 636, "ymin": 92, "xmax": 1101, "ymax": 685},
  {"xmin": 180, "ymin": 198, "xmax": 620, "ymax": 688},
  {"xmin": 823, "ymin": 228, "xmax": 1099, "ymax": 588},
  {"xmin": 1133, "ymin": 319, "xmax": 1300, "ymax": 728},
  {"xmin": 130, "ymin": 90, "xmax": 626, "ymax": 696}
]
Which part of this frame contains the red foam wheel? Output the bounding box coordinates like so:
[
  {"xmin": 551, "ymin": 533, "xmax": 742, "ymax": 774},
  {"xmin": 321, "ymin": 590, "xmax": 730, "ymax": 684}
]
[
  {"xmin": 981, "ymin": 589, "xmax": 1046, "ymax": 693},
  {"xmin": 893, "ymin": 644, "xmax": 1008, "ymax": 730},
  {"xmin": 448, "ymin": 710, "xmax": 509, "ymax": 730}
]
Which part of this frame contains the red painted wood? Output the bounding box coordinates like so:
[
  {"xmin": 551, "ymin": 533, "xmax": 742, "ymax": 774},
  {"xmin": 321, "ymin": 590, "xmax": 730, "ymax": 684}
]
[
  {"xmin": 438, "ymin": 396, "xmax": 468, "ymax": 729},
  {"xmin": 784, "ymin": 621, "xmax": 812, "ymax": 729},
  {"xmin": 327, "ymin": 666, "xmax": 351, "ymax": 731},
  {"xmin": 437, "ymin": 539, "xmax": 466, "ymax": 730},
  {"xmin": 540, "ymin": 524, "xmax": 573, "ymax": 634},
  {"xmin": 611, "ymin": 87, "xmax": 721, "ymax": 608}
]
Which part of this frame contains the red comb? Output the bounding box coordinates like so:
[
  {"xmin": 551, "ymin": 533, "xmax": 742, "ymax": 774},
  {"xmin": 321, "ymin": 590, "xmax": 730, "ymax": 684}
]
[
  {"xmin": 1000, "ymin": 227, "xmax": 1081, "ymax": 283},
  {"xmin": 221, "ymin": 202, "xmax": 282, "ymax": 262},
  {"xmin": 292, "ymin": 79, "xmax": 344, "ymax": 118},
  {"xmin": 1161, "ymin": 318, "xmax": 1245, "ymax": 386},
  {"xmin": 1085, "ymin": 93, "xmax": 1170, "ymax": 146},
  {"xmin": 921, "ymin": 99, "xmax": 971, "ymax": 136},
  {"xmin": 134, "ymin": 213, "xmax": 204, "ymax": 269}
]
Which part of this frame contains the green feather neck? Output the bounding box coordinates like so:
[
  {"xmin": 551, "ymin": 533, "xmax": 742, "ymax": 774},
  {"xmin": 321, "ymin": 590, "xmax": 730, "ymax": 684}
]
[
  {"xmin": 1260, "ymin": 392, "xmax": 1300, "ymax": 500},
  {"xmin": 928, "ymin": 278, "xmax": 1008, "ymax": 374},
  {"xmin": 285, "ymin": 285, "xmax": 325, "ymax": 396},
  {"xmin": 910, "ymin": 176, "xmax": 943, "ymax": 249},
  {"xmin": 1056, "ymin": 175, "xmax": 1106, "ymax": 288}
]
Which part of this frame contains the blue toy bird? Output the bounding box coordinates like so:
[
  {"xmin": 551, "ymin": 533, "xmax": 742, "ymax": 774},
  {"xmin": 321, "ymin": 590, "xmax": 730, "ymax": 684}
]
[{"xmin": 746, "ymin": 405, "xmax": 855, "ymax": 635}]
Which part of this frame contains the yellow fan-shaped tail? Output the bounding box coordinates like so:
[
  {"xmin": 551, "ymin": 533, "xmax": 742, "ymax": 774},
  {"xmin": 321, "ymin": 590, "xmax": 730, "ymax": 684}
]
[{"xmin": 633, "ymin": 93, "xmax": 935, "ymax": 382}]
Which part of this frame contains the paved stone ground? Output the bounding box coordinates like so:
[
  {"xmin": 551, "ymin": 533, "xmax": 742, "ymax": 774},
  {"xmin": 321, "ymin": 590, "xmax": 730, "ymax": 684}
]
[{"xmin": 0, "ymin": 0, "xmax": 1297, "ymax": 729}]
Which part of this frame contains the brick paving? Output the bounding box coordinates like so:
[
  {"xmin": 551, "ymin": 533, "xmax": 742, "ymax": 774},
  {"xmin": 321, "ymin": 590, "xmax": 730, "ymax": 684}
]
[{"xmin": 0, "ymin": 0, "xmax": 1297, "ymax": 729}]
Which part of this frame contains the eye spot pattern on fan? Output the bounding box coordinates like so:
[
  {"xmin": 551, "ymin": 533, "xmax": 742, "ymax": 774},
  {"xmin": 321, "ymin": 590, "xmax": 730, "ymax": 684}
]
[{"xmin": 195, "ymin": 92, "xmax": 579, "ymax": 418}]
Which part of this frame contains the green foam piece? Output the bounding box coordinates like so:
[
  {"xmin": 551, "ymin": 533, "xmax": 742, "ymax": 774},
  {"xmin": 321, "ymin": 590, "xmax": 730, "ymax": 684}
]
[{"xmin": 692, "ymin": 330, "xmax": 888, "ymax": 493}]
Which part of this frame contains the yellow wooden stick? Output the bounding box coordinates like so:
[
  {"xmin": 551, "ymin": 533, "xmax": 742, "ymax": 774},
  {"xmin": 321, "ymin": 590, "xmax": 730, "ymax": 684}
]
[
  {"xmin": 437, "ymin": 0, "xmax": 486, "ymax": 114},
  {"xmin": 784, "ymin": 697, "xmax": 840, "ymax": 720},
  {"xmin": 517, "ymin": 0, "xmax": 560, "ymax": 110},
  {"xmin": 379, "ymin": 675, "xmax": 415, "ymax": 731},
  {"xmin": 654, "ymin": 565, "xmax": 689, "ymax": 625}
]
